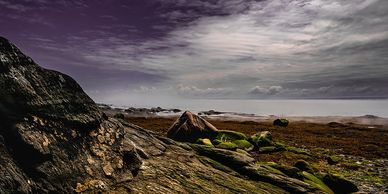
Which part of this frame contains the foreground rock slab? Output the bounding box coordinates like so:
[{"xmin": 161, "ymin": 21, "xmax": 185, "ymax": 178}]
[{"xmin": 0, "ymin": 37, "xmax": 321, "ymax": 193}]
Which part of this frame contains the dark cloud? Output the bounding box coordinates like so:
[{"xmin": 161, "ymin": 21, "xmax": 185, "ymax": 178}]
[{"xmin": 0, "ymin": 0, "xmax": 387, "ymax": 100}]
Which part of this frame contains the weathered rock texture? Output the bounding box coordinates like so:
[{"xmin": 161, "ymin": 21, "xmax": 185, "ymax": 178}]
[
  {"xmin": 167, "ymin": 111, "xmax": 219, "ymax": 142},
  {"xmin": 0, "ymin": 37, "xmax": 321, "ymax": 193}
]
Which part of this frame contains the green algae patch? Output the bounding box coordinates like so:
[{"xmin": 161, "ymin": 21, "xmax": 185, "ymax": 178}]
[
  {"xmin": 262, "ymin": 162, "xmax": 302, "ymax": 179},
  {"xmin": 258, "ymin": 146, "xmax": 279, "ymax": 153},
  {"xmin": 232, "ymin": 139, "xmax": 254, "ymax": 151},
  {"xmin": 215, "ymin": 142, "xmax": 238, "ymax": 150},
  {"xmin": 327, "ymin": 155, "xmax": 340, "ymax": 165},
  {"xmin": 301, "ymin": 171, "xmax": 334, "ymax": 194},
  {"xmin": 250, "ymin": 131, "xmax": 273, "ymax": 147},
  {"xmin": 198, "ymin": 157, "xmax": 235, "ymax": 174},
  {"xmin": 321, "ymin": 173, "xmax": 358, "ymax": 194},
  {"xmin": 294, "ymin": 160, "xmax": 314, "ymax": 173},
  {"xmin": 216, "ymin": 130, "xmax": 247, "ymax": 141},
  {"xmin": 212, "ymin": 139, "xmax": 222, "ymax": 145},
  {"xmin": 273, "ymin": 118, "xmax": 289, "ymax": 127},
  {"xmin": 236, "ymin": 148, "xmax": 251, "ymax": 156},
  {"xmin": 286, "ymin": 146, "xmax": 312, "ymax": 156},
  {"xmin": 196, "ymin": 138, "xmax": 214, "ymax": 147}
]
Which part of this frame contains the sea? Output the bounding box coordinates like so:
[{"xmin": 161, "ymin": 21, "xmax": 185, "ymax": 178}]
[{"xmin": 105, "ymin": 99, "xmax": 388, "ymax": 118}]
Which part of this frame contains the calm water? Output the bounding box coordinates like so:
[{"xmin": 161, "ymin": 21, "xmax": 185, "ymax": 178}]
[{"xmin": 112, "ymin": 99, "xmax": 388, "ymax": 117}]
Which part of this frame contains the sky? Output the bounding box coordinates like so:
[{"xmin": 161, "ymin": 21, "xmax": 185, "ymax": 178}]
[{"xmin": 1, "ymin": 0, "xmax": 388, "ymax": 104}]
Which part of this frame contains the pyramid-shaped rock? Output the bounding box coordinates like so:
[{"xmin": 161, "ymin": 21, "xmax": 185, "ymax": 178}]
[{"xmin": 167, "ymin": 111, "xmax": 219, "ymax": 142}]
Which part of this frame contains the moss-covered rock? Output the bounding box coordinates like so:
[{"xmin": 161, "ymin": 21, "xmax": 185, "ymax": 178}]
[
  {"xmin": 321, "ymin": 173, "xmax": 358, "ymax": 194},
  {"xmin": 215, "ymin": 142, "xmax": 238, "ymax": 150},
  {"xmin": 265, "ymin": 162, "xmax": 301, "ymax": 179},
  {"xmin": 250, "ymin": 131, "xmax": 273, "ymax": 147},
  {"xmin": 273, "ymin": 118, "xmax": 289, "ymax": 127},
  {"xmin": 212, "ymin": 139, "xmax": 222, "ymax": 145},
  {"xmin": 258, "ymin": 142, "xmax": 287, "ymax": 153},
  {"xmin": 196, "ymin": 138, "xmax": 214, "ymax": 147},
  {"xmin": 232, "ymin": 139, "xmax": 254, "ymax": 151},
  {"xmin": 198, "ymin": 157, "xmax": 235, "ymax": 174},
  {"xmin": 294, "ymin": 160, "xmax": 314, "ymax": 173},
  {"xmin": 236, "ymin": 149, "xmax": 251, "ymax": 156},
  {"xmin": 327, "ymin": 155, "xmax": 340, "ymax": 165},
  {"xmin": 216, "ymin": 130, "xmax": 247, "ymax": 141},
  {"xmin": 274, "ymin": 142, "xmax": 286, "ymax": 150},
  {"xmin": 301, "ymin": 171, "xmax": 334, "ymax": 194},
  {"xmin": 286, "ymin": 146, "xmax": 312, "ymax": 156}
]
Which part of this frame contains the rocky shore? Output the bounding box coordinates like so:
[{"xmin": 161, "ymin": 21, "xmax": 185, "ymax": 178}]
[
  {"xmin": 1, "ymin": 36, "xmax": 386, "ymax": 193},
  {"xmin": 0, "ymin": 37, "xmax": 327, "ymax": 193},
  {"xmin": 122, "ymin": 112, "xmax": 388, "ymax": 193}
]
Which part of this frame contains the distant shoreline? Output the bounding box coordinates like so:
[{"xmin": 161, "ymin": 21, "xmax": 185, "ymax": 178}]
[{"xmin": 98, "ymin": 103, "xmax": 388, "ymax": 126}]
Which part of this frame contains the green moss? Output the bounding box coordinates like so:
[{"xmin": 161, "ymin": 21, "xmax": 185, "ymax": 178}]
[
  {"xmin": 250, "ymin": 136, "xmax": 271, "ymax": 147},
  {"xmin": 232, "ymin": 139, "xmax": 254, "ymax": 151},
  {"xmin": 301, "ymin": 171, "xmax": 334, "ymax": 194},
  {"xmin": 236, "ymin": 149, "xmax": 250, "ymax": 155},
  {"xmin": 198, "ymin": 157, "xmax": 235, "ymax": 174},
  {"xmin": 294, "ymin": 160, "xmax": 314, "ymax": 173},
  {"xmin": 273, "ymin": 118, "xmax": 289, "ymax": 127},
  {"xmin": 274, "ymin": 142, "xmax": 286, "ymax": 150},
  {"xmin": 215, "ymin": 142, "xmax": 238, "ymax": 150},
  {"xmin": 267, "ymin": 163, "xmax": 301, "ymax": 179},
  {"xmin": 259, "ymin": 164, "xmax": 285, "ymax": 176},
  {"xmin": 196, "ymin": 138, "xmax": 214, "ymax": 147},
  {"xmin": 212, "ymin": 139, "xmax": 222, "ymax": 145},
  {"xmin": 216, "ymin": 130, "xmax": 247, "ymax": 141},
  {"xmin": 342, "ymin": 160, "xmax": 362, "ymax": 170},
  {"xmin": 286, "ymin": 146, "xmax": 311, "ymax": 156},
  {"xmin": 321, "ymin": 173, "xmax": 358, "ymax": 194},
  {"xmin": 327, "ymin": 155, "xmax": 340, "ymax": 165},
  {"xmin": 361, "ymin": 174, "xmax": 384, "ymax": 184}
]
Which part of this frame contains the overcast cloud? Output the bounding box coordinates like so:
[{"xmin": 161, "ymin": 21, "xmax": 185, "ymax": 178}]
[{"xmin": 1, "ymin": 0, "xmax": 387, "ymax": 101}]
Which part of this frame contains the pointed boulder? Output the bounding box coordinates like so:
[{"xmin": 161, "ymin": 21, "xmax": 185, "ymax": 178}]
[{"xmin": 167, "ymin": 111, "xmax": 219, "ymax": 142}]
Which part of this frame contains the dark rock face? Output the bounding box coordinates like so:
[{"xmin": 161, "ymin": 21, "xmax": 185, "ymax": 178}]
[
  {"xmin": 0, "ymin": 37, "xmax": 322, "ymax": 193},
  {"xmin": 0, "ymin": 37, "xmax": 102, "ymax": 129}
]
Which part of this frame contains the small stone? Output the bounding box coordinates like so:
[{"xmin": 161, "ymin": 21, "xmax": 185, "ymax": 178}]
[
  {"xmin": 97, "ymin": 135, "xmax": 105, "ymax": 143},
  {"xmin": 102, "ymin": 163, "xmax": 114, "ymax": 176},
  {"xmin": 87, "ymin": 156, "xmax": 95, "ymax": 164},
  {"xmin": 98, "ymin": 127, "xmax": 105, "ymax": 135},
  {"xmin": 116, "ymin": 174, "xmax": 133, "ymax": 183},
  {"xmin": 108, "ymin": 138, "xmax": 115, "ymax": 145},
  {"xmin": 105, "ymin": 132, "xmax": 111, "ymax": 140},
  {"xmin": 85, "ymin": 166, "xmax": 93, "ymax": 176},
  {"xmin": 71, "ymin": 130, "xmax": 77, "ymax": 138},
  {"xmin": 75, "ymin": 183, "xmax": 87, "ymax": 193},
  {"xmin": 89, "ymin": 131, "xmax": 97, "ymax": 137},
  {"xmin": 42, "ymin": 135, "xmax": 50, "ymax": 147},
  {"xmin": 112, "ymin": 157, "xmax": 123, "ymax": 169}
]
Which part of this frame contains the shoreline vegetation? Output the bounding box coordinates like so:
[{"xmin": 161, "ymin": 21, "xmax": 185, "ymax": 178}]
[{"xmin": 100, "ymin": 104, "xmax": 388, "ymax": 193}]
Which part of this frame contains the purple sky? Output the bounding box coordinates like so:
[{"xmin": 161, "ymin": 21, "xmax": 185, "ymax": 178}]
[{"xmin": 1, "ymin": 0, "xmax": 388, "ymax": 104}]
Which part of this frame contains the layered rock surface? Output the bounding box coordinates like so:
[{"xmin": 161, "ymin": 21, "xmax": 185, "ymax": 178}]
[
  {"xmin": 167, "ymin": 111, "xmax": 219, "ymax": 142},
  {"xmin": 0, "ymin": 37, "xmax": 321, "ymax": 193}
]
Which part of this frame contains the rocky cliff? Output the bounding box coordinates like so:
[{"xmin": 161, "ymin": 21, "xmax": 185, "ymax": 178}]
[{"xmin": 0, "ymin": 37, "xmax": 321, "ymax": 193}]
